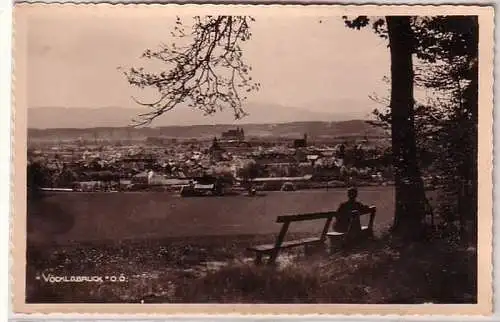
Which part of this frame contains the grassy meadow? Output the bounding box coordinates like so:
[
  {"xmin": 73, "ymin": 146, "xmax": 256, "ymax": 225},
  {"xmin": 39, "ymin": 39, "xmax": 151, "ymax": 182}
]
[
  {"xmin": 27, "ymin": 187, "xmax": 395, "ymax": 245},
  {"xmin": 26, "ymin": 186, "xmax": 476, "ymax": 304}
]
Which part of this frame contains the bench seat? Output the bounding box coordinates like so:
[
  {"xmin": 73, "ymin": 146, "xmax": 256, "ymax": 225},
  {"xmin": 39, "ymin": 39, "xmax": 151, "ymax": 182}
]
[
  {"xmin": 326, "ymin": 225, "xmax": 370, "ymax": 237},
  {"xmin": 247, "ymin": 206, "xmax": 376, "ymax": 264},
  {"xmin": 247, "ymin": 237, "xmax": 323, "ymax": 253},
  {"xmin": 326, "ymin": 225, "xmax": 373, "ymax": 252}
]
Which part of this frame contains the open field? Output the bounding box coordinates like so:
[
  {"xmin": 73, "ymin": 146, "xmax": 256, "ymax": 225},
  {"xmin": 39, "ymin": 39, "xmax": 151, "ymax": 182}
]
[
  {"xmin": 26, "ymin": 229, "xmax": 476, "ymax": 304},
  {"xmin": 27, "ymin": 187, "xmax": 395, "ymax": 246},
  {"xmin": 26, "ymin": 186, "xmax": 476, "ymax": 304}
]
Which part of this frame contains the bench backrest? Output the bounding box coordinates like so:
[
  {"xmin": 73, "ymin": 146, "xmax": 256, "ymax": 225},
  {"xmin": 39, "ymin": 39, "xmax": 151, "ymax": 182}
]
[
  {"xmin": 267, "ymin": 206, "xmax": 376, "ymax": 263},
  {"xmin": 276, "ymin": 206, "xmax": 376, "ymax": 224},
  {"xmin": 274, "ymin": 206, "xmax": 377, "ymax": 241},
  {"xmin": 350, "ymin": 206, "xmax": 377, "ymax": 231},
  {"xmin": 276, "ymin": 211, "xmax": 336, "ymax": 223},
  {"xmin": 274, "ymin": 211, "xmax": 337, "ymax": 248}
]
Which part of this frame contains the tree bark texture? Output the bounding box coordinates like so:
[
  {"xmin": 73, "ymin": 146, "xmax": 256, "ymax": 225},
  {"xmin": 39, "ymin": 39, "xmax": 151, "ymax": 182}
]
[{"xmin": 386, "ymin": 16, "xmax": 427, "ymax": 239}]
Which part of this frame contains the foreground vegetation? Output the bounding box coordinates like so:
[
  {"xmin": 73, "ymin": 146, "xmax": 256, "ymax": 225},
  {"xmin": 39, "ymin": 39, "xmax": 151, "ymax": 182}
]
[{"xmin": 26, "ymin": 231, "xmax": 476, "ymax": 304}]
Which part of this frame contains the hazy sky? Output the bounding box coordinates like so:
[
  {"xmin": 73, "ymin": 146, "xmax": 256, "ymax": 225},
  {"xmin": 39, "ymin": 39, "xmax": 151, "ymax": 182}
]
[{"xmin": 26, "ymin": 8, "xmax": 391, "ymax": 120}]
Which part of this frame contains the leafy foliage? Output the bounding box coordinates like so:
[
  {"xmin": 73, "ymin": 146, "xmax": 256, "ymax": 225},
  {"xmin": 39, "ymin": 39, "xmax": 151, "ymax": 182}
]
[
  {"xmin": 27, "ymin": 162, "xmax": 51, "ymax": 190},
  {"xmin": 342, "ymin": 16, "xmax": 388, "ymax": 39},
  {"xmin": 237, "ymin": 161, "xmax": 263, "ymax": 181},
  {"xmin": 344, "ymin": 15, "xmax": 478, "ymax": 239},
  {"xmin": 412, "ymin": 16, "xmax": 478, "ymax": 63},
  {"xmin": 362, "ymin": 16, "xmax": 478, "ymax": 239}
]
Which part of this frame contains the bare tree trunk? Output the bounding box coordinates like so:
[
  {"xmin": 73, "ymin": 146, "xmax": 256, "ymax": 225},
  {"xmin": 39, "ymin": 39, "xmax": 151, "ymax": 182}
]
[{"xmin": 386, "ymin": 16, "xmax": 427, "ymax": 240}]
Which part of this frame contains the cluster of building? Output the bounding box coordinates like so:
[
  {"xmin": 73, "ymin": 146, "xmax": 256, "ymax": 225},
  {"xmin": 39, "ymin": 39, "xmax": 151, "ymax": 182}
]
[{"xmin": 27, "ymin": 128, "xmax": 393, "ymax": 194}]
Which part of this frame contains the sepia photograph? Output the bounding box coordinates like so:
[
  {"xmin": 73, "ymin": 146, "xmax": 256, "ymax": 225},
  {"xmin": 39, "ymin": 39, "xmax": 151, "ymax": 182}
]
[{"xmin": 12, "ymin": 4, "xmax": 493, "ymax": 315}]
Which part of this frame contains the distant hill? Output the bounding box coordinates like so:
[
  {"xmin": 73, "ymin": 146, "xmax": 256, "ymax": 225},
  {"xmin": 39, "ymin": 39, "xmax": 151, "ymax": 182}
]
[
  {"xmin": 28, "ymin": 101, "xmax": 373, "ymax": 129},
  {"xmin": 28, "ymin": 120, "xmax": 387, "ymax": 143}
]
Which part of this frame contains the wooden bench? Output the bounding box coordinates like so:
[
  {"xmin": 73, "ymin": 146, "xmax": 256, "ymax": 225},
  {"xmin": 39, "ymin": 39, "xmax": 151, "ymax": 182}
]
[
  {"xmin": 247, "ymin": 211, "xmax": 336, "ymax": 265},
  {"xmin": 326, "ymin": 206, "xmax": 377, "ymax": 252}
]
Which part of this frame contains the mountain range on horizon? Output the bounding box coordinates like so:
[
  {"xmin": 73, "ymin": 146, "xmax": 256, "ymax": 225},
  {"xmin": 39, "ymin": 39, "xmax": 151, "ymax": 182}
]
[
  {"xmin": 28, "ymin": 119, "xmax": 388, "ymax": 144},
  {"xmin": 28, "ymin": 101, "xmax": 375, "ymax": 129}
]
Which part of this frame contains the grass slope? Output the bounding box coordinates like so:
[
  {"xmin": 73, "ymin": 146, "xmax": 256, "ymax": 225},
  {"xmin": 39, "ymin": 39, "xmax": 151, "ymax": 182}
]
[{"xmin": 26, "ymin": 234, "xmax": 476, "ymax": 304}]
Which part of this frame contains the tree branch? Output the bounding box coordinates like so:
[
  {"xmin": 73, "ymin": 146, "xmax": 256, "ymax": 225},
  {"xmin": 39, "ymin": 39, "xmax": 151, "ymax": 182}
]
[{"xmin": 121, "ymin": 16, "xmax": 259, "ymax": 127}]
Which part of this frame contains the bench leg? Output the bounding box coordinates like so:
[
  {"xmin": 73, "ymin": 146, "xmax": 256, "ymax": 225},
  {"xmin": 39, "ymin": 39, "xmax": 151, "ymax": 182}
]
[
  {"xmin": 305, "ymin": 243, "xmax": 326, "ymax": 256},
  {"xmin": 255, "ymin": 253, "xmax": 263, "ymax": 265},
  {"xmin": 268, "ymin": 250, "xmax": 280, "ymax": 265},
  {"xmin": 329, "ymin": 242, "xmax": 341, "ymax": 254},
  {"xmin": 327, "ymin": 236, "xmax": 344, "ymax": 254}
]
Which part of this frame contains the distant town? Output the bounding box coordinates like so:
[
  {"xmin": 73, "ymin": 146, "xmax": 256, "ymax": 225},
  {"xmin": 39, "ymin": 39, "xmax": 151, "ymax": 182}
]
[{"xmin": 27, "ymin": 122, "xmax": 433, "ymax": 197}]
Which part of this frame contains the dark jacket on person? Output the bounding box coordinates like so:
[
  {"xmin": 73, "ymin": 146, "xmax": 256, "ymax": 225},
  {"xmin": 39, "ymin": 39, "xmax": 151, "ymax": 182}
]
[{"xmin": 334, "ymin": 200, "xmax": 370, "ymax": 233}]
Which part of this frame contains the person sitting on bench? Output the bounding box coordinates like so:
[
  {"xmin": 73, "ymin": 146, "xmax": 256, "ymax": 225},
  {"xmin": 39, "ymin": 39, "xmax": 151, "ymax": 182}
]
[{"xmin": 334, "ymin": 187, "xmax": 371, "ymax": 233}]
